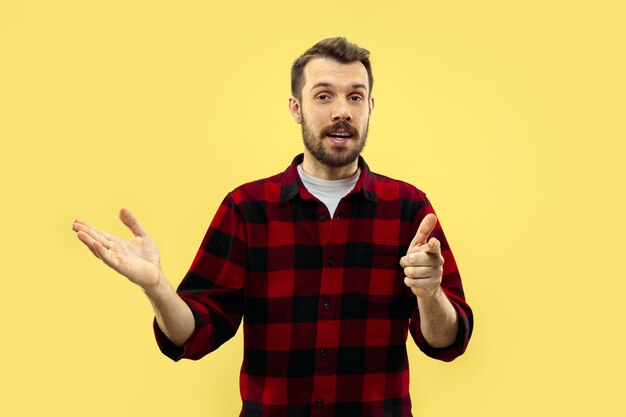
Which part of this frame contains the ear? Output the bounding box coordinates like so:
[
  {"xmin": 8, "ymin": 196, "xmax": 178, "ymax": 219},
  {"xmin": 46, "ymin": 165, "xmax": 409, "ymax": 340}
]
[
  {"xmin": 369, "ymin": 96, "xmax": 375, "ymax": 114},
  {"xmin": 289, "ymin": 96, "xmax": 302, "ymax": 124}
]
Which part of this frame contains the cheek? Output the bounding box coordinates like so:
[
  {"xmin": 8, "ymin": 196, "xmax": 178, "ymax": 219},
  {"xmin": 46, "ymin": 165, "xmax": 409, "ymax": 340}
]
[
  {"xmin": 356, "ymin": 114, "xmax": 369, "ymax": 132},
  {"xmin": 310, "ymin": 107, "xmax": 328, "ymax": 121},
  {"xmin": 305, "ymin": 109, "xmax": 328, "ymax": 130}
]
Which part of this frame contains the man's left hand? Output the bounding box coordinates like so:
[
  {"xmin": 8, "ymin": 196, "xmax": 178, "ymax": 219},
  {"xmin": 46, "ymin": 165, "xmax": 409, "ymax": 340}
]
[{"xmin": 399, "ymin": 213, "xmax": 444, "ymax": 299}]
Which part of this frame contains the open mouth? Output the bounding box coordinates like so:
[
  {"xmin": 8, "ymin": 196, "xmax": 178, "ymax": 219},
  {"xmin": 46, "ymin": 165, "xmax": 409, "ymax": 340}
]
[
  {"xmin": 326, "ymin": 131, "xmax": 353, "ymax": 141},
  {"xmin": 326, "ymin": 133, "xmax": 352, "ymax": 145},
  {"xmin": 323, "ymin": 121, "xmax": 356, "ymax": 143}
]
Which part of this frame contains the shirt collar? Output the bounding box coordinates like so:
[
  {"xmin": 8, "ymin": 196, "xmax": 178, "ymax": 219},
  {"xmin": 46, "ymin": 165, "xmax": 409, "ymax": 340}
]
[{"xmin": 279, "ymin": 153, "xmax": 378, "ymax": 204}]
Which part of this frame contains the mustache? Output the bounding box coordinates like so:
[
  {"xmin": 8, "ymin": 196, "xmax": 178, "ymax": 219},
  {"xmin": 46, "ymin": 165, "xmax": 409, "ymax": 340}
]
[{"xmin": 321, "ymin": 121, "xmax": 358, "ymax": 137}]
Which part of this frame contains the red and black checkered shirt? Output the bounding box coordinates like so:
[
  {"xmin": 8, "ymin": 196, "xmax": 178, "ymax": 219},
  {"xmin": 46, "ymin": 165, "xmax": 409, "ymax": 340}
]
[{"xmin": 154, "ymin": 154, "xmax": 473, "ymax": 417}]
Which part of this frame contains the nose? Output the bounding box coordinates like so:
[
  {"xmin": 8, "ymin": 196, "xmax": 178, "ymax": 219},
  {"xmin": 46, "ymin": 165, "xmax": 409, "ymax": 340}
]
[{"xmin": 331, "ymin": 98, "xmax": 352, "ymax": 122}]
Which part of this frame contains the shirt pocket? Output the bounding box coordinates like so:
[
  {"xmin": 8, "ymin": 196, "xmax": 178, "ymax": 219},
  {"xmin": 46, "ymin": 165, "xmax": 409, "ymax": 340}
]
[{"xmin": 342, "ymin": 240, "xmax": 410, "ymax": 318}]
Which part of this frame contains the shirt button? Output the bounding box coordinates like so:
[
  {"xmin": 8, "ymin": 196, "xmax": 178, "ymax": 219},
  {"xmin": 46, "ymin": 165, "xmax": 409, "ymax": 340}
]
[
  {"xmin": 323, "ymin": 302, "xmax": 330, "ymax": 311},
  {"xmin": 319, "ymin": 348, "xmax": 327, "ymax": 357},
  {"xmin": 319, "ymin": 215, "xmax": 326, "ymax": 221},
  {"xmin": 327, "ymin": 257, "xmax": 334, "ymax": 266},
  {"xmin": 316, "ymin": 398, "xmax": 323, "ymax": 407}
]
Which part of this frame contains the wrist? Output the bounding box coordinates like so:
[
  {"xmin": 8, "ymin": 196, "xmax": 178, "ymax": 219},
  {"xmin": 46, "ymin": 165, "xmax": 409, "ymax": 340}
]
[
  {"xmin": 142, "ymin": 268, "xmax": 168, "ymax": 298},
  {"xmin": 414, "ymin": 285, "xmax": 442, "ymax": 301}
]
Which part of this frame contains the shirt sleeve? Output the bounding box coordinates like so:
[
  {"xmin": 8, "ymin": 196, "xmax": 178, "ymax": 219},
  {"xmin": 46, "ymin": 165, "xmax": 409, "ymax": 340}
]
[
  {"xmin": 153, "ymin": 194, "xmax": 247, "ymax": 361},
  {"xmin": 408, "ymin": 195, "xmax": 474, "ymax": 362}
]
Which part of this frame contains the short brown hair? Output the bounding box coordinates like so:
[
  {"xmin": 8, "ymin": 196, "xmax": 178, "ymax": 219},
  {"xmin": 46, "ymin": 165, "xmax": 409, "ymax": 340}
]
[{"xmin": 290, "ymin": 37, "xmax": 373, "ymax": 101}]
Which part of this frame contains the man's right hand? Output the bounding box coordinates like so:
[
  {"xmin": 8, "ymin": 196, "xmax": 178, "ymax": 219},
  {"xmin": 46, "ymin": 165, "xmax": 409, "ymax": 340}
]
[{"xmin": 72, "ymin": 208, "xmax": 162, "ymax": 290}]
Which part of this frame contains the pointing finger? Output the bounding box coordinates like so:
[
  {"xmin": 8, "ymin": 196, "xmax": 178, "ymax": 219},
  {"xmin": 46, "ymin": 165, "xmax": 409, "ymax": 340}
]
[
  {"xmin": 423, "ymin": 237, "xmax": 441, "ymax": 254},
  {"xmin": 409, "ymin": 213, "xmax": 437, "ymax": 250}
]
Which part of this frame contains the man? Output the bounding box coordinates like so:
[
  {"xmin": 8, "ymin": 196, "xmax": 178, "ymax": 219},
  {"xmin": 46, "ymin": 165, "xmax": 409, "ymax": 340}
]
[{"xmin": 73, "ymin": 37, "xmax": 473, "ymax": 417}]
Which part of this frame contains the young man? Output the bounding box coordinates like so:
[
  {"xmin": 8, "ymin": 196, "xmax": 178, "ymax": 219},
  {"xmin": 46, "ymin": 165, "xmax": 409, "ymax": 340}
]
[{"xmin": 73, "ymin": 37, "xmax": 473, "ymax": 417}]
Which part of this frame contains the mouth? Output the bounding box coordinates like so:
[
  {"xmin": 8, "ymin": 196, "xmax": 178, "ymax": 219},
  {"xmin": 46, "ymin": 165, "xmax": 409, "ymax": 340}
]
[
  {"xmin": 322, "ymin": 120, "xmax": 357, "ymax": 144},
  {"xmin": 326, "ymin": 130, "xmax": 354, "ymax": 142},
  {"xmin": 326, "ymin": 133, "xmax": 353, "ymax": 145}
]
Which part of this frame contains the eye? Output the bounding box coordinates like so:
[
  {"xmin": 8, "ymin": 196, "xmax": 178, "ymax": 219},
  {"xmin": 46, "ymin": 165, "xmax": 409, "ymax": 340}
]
[
  {"xmin": 349, "ymin": 95, "xmax": 363, "ymax": 102},
  {"xmin": 316, "ymin": 94, "xmax": 330, "ymax": 101}
]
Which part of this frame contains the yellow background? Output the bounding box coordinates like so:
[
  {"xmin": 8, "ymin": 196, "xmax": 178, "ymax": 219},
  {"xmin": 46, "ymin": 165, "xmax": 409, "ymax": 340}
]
[{"xmin": 1, "ymin": 0, "xmax": 624, "ymax": 415}]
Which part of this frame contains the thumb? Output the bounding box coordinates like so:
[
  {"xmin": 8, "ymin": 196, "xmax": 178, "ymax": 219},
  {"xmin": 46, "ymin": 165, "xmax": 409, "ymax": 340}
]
[
  {"xmin": 409, "ymin": 213, "xmax": 437, "ymax": 250},
  {"xmin": 119, "ymin": 208, "xmax": 147, "ymax": 237}
]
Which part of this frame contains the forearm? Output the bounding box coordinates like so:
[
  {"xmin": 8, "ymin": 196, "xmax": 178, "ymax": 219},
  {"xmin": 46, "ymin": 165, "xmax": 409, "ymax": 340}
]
[
  {"xmin": 416, "ymin": 286, "xmax": 459, "ymax": 348},
  {"xmin": 143, "ymin": 270, "xmax": 195, "ymax": 347}
]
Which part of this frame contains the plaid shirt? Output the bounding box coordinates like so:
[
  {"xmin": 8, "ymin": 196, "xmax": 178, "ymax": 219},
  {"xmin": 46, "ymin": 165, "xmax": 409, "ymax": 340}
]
[{"xmin": 154, "ymin": 154, "xmax": 473, "ymax": 417}]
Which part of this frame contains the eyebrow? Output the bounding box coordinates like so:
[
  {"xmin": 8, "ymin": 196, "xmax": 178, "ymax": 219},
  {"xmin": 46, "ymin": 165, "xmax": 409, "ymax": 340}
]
[{"xmin": 310, "ymin": 82, "xmax": 368, "ymax": 92}]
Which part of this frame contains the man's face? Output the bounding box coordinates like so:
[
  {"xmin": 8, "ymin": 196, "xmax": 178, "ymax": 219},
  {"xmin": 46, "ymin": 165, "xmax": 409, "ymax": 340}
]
[{"xmin": 290, "ymin": 58, "xmax": 374, "ymax": 169}]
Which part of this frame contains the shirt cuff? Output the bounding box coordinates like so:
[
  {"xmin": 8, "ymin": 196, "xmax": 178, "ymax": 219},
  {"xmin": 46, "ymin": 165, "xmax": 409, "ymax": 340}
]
[
  {"xmin": 152, "ymin": 297, "xmax": 215, "ymax": 362},
  {"xmin": 411, "ymin": 293, "xmax": 473, "ymax": 362}
]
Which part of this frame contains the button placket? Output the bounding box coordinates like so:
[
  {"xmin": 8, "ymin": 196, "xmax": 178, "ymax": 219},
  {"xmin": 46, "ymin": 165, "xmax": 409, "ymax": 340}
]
[{"xmin": 311, "ymin": 200, "xmax": 345, "ymax": 414}]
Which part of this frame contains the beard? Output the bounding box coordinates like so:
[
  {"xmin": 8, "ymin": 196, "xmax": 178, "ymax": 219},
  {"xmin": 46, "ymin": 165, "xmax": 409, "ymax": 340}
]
[{"xmin": 301, "ymin": 117, "xmax": 369, "ymax": 168}]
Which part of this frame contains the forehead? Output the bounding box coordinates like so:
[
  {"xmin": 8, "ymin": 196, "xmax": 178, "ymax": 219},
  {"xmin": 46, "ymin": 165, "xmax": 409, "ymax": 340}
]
[{"xmin": 303, "ymin": 58, "xmax": 369, "ymax": 92}]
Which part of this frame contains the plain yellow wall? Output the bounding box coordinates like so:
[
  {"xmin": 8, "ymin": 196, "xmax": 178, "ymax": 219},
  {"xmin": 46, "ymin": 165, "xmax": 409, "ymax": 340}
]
[{"xmin": 1, "ymin": 1, "xmax": 624, "ymax": 416}]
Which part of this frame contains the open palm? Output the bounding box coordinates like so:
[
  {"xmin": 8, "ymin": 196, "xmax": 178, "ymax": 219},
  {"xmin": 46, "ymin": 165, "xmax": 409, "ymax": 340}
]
[{"xmin": 72, "ymin": 208, "xmax": 161, "ymax": 289}]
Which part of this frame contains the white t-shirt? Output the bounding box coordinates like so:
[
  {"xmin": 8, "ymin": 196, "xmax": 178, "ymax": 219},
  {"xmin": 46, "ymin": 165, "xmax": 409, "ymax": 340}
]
[{"xmin": 297, "ymin": 164, "xmax": 360, "ymax": 218}]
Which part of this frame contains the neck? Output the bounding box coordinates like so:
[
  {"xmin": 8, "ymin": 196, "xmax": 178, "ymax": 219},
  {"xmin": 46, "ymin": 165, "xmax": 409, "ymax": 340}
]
[{"xmin": 301, "ymin": 151, "xmax": 359, "ymax": 180}]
